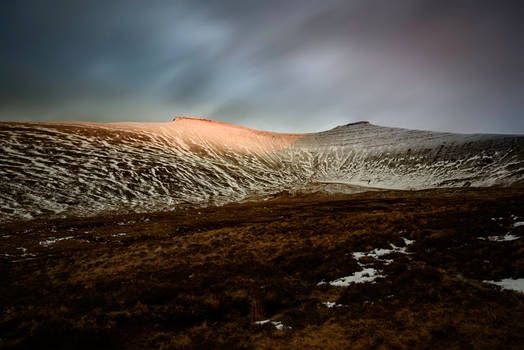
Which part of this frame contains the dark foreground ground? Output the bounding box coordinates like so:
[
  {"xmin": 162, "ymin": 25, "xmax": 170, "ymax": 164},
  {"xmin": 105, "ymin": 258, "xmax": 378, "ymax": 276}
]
[{"xmin": 1, "ymin": 187, "xmax": 524, "ymax": 349}]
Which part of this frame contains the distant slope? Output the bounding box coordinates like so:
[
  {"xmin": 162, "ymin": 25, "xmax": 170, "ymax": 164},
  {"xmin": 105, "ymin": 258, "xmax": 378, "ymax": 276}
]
[
  {"xmin": 285, "ymin": 122, "xmax": 524, "ymax": 188},
  {"xmin": 0, "ymin": 118, "xmax": 522, "ymax": 222}
]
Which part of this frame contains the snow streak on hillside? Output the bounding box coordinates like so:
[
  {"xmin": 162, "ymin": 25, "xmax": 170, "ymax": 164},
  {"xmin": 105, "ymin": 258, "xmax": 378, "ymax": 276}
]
[{"xmin": 0, "ymin": 118, "xmax": 522, "ymax": 222}]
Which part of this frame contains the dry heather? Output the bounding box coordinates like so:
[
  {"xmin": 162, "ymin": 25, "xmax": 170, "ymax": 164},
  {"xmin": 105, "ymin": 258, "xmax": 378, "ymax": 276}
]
[{"xmin": 1, "ymin": 187, "xmax": 523, "ymax": 349}]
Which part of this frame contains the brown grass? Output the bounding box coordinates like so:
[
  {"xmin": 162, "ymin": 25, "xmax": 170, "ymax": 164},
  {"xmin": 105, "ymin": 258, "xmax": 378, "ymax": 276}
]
[{"xmin": 0, "ymin": 187, "xmax": 523, "ymax": 349}]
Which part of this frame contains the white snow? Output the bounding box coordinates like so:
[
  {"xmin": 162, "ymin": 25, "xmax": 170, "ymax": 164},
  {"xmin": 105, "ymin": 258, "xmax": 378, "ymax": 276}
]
[
  {"xmin": 255, "ymin": 319, "xmax": 288, "ymax": 330},
  {"xmin": 11, "ymin": 247, "xmax": 36, "ymax": 259},
  {"xmin": 322, "ymin": 301, "xmax": 343, "ymax": 308},
  {"xmin": 318, "ymin": 238, "xmax": 414, "ymax": 287},
  {"xmin": 118, "ymin": 220, "xmax": 136, "ymax": 225},
  {"xmin": 39, "ymin": 236, "xmax": 74, "ymax": 247},
  {"xmin": 478, "ymin": 233, "xmax": 520, "ymax": 242},
  {"xmin": 352, "ymin": 238, "xmax": 414, "ymax": 265},
  {"xmin": 402, "ymin": 237, "xmax": 415, "ymax": 246},
  {"xmin": 485, "ymin": 278, "xmax": 524, "ymax": 294},
  {"xmin": 255, "ymin": 319, "xmax": 271, "ymax": 325},
  {"xmin": 271, "ymin": 321, "xmax": 286, "ymax": 331},
  {"xmin": 513, "ymin": 221, "xmax": 524, "ymax": 228},
  {"xmin": 326, "ymin": 268, "xmax": 382, "ymax": 287},
  {"xmin": 111, "ymin": 232, "xmax": 127, "ymax": 237}
]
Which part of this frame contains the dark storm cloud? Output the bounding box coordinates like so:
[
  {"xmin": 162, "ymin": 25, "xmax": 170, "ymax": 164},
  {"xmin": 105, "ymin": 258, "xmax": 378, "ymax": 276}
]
[{"xmin": 1, "ymin": 0, "xmax": 523, "ymax": 133}]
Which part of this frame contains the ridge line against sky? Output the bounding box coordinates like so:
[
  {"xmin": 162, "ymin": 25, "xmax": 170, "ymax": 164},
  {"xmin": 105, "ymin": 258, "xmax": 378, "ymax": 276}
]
[{"xmin": 1, "ymin": 0, "xmax": 523, "ymax": 134}]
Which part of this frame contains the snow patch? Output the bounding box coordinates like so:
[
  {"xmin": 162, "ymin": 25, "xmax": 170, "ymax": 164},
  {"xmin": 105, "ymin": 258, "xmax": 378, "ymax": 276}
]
[
  {"xmin": 322, "ymin": 301, "xmax": 343, "ymax": 308},
  {"xmin": 478, "ymin": 233, "xmax": 520, "ymax": 242},
  {"xmin": 39, "ymin": 236, "xmax": 74, "ymax": 247},
  {"xmin": 402, "ymin": 237, "xmax": 415, "ymax": 246},
  {"xmin": 485, "ymin": 278, "xmax": 524, "ymax": 294},
  {"xmin": 318, "ymin": 238, "xmax": 414, "ymax": 287},
  {"xmin": 118, "ymin": 220, "xmax": 136, "ymax": 225},
  {"xmin": 352, "ymin": 238, "xmax": 414, "ymax": 265},
  {"xmin": 513, "ymin": 221, "xmax": 524, "ymax": 228},
  {"xmin": 111, "ymin": 232, "xmax": 127, "ymax": 237},
  {"xmin": 320, "ymin": 268, "xmax": 382, "ymax": 287},
  {"xmin": 255, "ymin": 319, "xmax": 289, "ymax": 330}
]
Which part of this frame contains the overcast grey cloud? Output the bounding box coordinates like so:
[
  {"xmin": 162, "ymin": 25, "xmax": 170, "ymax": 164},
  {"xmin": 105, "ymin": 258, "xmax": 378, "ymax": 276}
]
[{"xmin": 0, "ymin": 0, "xmax": 523, "ymax": 133}]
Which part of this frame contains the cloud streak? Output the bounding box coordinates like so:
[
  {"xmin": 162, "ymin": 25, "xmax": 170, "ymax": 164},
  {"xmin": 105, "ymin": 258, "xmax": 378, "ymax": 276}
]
[{"xmin": 1, "ymin": 0, "xmax": 523, "ymax": 133}]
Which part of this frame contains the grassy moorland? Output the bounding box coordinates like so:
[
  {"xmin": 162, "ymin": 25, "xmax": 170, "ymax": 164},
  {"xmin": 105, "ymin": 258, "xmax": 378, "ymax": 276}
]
[{"xmin": 1, "ymin": 187, "xmax": 523, "ymax": 349}]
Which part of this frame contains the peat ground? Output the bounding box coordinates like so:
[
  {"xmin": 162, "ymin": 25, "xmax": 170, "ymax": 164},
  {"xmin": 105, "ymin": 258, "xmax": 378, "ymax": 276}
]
[{"xmin": 1, "ymin": 187, "xmax": 524, "ymax": 349}]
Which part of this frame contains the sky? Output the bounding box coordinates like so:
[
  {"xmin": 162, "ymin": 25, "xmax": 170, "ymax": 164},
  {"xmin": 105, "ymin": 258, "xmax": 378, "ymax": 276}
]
[{"xmin": 1, "ymin": 0, "xmax": 523, "ymax": 134}]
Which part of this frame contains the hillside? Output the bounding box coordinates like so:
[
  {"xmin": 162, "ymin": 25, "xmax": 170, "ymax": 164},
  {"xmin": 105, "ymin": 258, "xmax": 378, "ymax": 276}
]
[{"xmin": 0, "ymin": 118, "xmax": 522, "ymax": 223}]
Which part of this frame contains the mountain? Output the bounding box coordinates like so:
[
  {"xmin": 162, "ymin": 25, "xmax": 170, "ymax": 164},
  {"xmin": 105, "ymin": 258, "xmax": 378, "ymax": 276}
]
[{"xmin": 0, "ymin": 117, "xmax": 522, "ymax": 223}]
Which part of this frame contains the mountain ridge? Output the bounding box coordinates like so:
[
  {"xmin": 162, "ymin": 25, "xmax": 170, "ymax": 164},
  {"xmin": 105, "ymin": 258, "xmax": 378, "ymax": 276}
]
[{"xmin": 0, "ymin": 118, "xmax": 522, "ymax": 223}]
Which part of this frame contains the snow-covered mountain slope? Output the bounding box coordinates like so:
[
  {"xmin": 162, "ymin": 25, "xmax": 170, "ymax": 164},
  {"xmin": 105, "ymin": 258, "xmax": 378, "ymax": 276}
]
[
  {"xmin": 285, "ymin": 121, "xmax": 524, "ymax": 189},
  {"xmin": 0, "ymin": 118, "xmax": 522, "ymax": 222}
]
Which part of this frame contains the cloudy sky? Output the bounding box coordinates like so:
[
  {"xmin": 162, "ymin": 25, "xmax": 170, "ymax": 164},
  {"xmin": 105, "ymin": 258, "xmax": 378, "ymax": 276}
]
[{"xmin": 1, "ymin": 0, "xmax": 523, "ymax": 133}]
